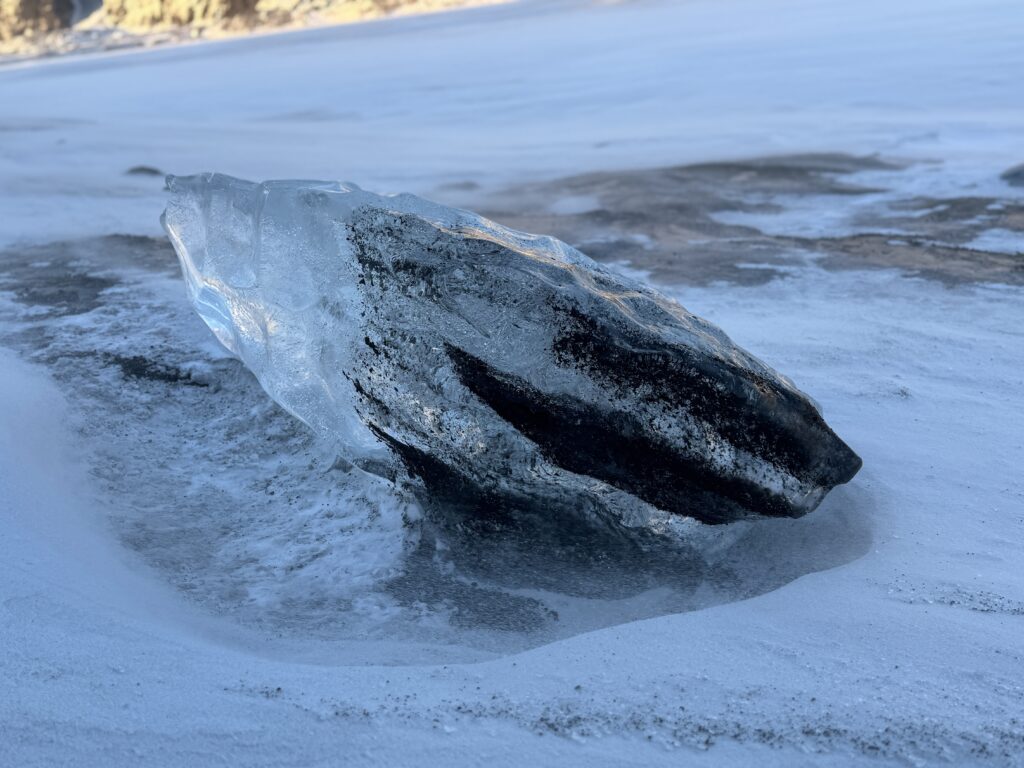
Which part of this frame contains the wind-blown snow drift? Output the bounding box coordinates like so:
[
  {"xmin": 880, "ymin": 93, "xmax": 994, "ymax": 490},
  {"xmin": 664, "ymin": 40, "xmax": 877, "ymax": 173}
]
[{"xmin": 163, "ymin": 173, "xmax": 861, "ymax": 527}]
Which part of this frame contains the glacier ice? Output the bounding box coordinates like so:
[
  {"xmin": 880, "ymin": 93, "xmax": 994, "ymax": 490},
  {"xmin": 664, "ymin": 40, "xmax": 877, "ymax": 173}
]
[{"xmin": 162, "ymin": 173, "xmax": 861, "ymax": 528}]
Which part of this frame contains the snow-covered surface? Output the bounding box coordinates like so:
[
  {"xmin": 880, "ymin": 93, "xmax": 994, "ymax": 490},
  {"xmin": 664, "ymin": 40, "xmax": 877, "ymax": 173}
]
[
  {"xmin": 2, "ymin": 0, "xmax": 1024, "ymax": 765},
  {"xmin": 4, "ymin": 259, "xmax": 1023, "ymax": 765},
  {"xmin": 1, "ymin": 0, "xmax": 1023, "ymax": 249}
]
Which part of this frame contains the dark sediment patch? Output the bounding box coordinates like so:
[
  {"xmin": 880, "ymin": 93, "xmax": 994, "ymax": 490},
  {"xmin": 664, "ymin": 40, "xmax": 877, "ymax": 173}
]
[
  {"xmin": 3, "ymin": 267, "xmax": 117, "ymax": 317},
  {"xmin": 674, "ymin": 153, "xmax": 898, "ymax": 194},
  {"xmin": 482, "ymin": 154, "xmax": 899, "ymax": 286},
  {"xmin": 854, "ymin": 195, "xmax": 1024, "ymax": 244},
  {"xmin": 106, "ymin": 353, "xmax": 208, "ymax": 386},
  {"xmin": 0, "ymin": 235, "xmax": 178, "ymax": 320},
  {"xmin": 126, "ymin": 165, "xmax": 164, "ymax": 177},
  {"xmin": 1002, "ymin": 163, "xmax": 1024, "ymax": 187},
  {"xmin": 791, "ymin": 233, "xmax": 1024, "ymax": 285},
  {"xmin": 478, "ymin": 153, "xmax": 1024, "ymax": 286},
  {"xmin": 0, "ymin": 234, "xmax": 178, "ymax": 276}
]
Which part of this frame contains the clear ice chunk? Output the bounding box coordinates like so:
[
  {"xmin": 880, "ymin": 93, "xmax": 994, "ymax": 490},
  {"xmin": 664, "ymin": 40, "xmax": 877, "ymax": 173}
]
[{"xmin": 163, "ymin": 173, "xmax": 861, "ymax": 527}]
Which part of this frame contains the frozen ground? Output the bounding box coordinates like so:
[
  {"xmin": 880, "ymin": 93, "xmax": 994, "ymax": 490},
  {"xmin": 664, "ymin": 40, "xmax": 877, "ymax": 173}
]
[{"xmin": 1, "ymin": 0, "xmax": 1023, "ymax": 765}]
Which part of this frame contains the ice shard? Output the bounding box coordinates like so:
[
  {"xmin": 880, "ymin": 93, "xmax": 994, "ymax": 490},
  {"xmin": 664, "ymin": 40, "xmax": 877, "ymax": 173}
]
[{"xmin": 162, "ymin": 174, "xmax": 861, "ymax": 527}]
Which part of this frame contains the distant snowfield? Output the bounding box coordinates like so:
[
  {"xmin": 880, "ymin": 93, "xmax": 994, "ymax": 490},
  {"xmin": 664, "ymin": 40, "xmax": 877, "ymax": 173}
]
[
  {"xmin": 1, "ymin": 0, "xmax": 1023, "ymax": 765},
  {"xmin": 0, "ymin": 0, "xmax": 1022, "ymax": 249}
]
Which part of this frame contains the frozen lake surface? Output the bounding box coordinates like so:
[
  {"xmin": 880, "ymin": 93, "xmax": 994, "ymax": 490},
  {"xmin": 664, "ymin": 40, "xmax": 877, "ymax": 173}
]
[{"xmin": 1, "ymin": 0, "xmax": 1023, "ymax": 765}]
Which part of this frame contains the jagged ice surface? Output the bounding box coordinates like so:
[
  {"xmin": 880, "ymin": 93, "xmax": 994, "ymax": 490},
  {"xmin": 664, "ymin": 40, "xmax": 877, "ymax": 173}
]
[{"xmin": 162, "ymin": 173, "xmax": 861, "ymax": 530}]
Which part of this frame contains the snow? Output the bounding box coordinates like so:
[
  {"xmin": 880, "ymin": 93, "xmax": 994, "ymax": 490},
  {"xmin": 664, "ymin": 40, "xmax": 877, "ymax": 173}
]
[
  {"xmin": 4, "ymin": 263, "xmax": 1023, "ymax": 765},
  {"xmin": 1, "ymin": 0, "xmax": 1023, "ymax": 248},
  {"xmin": 966, "ymin": 228, "xmax": 1023, "ymax": 256},
  {"xmin": 2, "ymin": 0, "xmax": 1024, "ymax": 765}
]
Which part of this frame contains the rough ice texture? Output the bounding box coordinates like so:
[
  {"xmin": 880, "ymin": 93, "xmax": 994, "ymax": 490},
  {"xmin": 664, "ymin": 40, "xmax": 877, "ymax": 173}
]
[{"xmin": 163, "ymin": 174, "xmax": 861, "ymax": 527}]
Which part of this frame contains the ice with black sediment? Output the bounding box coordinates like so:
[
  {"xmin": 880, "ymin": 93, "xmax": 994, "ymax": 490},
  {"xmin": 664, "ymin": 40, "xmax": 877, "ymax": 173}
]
[{"xmin": 162, "ymin": 173, "xmax": 861, "ymax": 534}]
